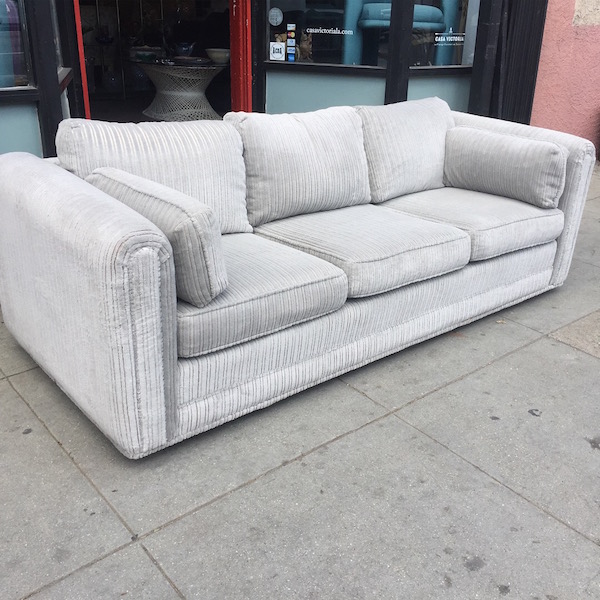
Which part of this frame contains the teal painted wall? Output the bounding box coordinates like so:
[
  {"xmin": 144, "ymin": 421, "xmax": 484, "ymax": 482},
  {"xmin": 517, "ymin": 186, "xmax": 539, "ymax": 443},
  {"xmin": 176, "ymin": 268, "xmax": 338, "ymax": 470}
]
[
  {"xmin": 266, "ymin": 70, "xmax": 471, "ymax": 113},
  {"xmin": 407, "ymin": 74, "xmax": 471, "ymax": 112},
  {"xmin": 266, "ymin": 72, "xmax": 386, "ymax": 113},
  {"xmin": 0, "ymin": 104, "xmax": 43, "ymax": 156}
]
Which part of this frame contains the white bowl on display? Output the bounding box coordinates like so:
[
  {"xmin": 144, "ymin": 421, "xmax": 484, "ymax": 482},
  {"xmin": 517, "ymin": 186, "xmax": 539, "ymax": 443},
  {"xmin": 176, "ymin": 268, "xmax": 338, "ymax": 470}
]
[{"xmin": 205, "ymin": 48, "xmax": 230, "ymax": 65}]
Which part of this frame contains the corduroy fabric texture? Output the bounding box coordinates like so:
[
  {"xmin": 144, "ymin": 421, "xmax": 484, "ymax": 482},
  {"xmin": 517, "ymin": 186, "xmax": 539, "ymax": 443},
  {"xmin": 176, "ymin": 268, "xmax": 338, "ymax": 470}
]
[
  {"xmin": 357, "ymin": 97, "xmax": 454, "ymax": 203},
  {"xmin": 176, "ymin": 233, "xmax": 348, "ymax": 358},
  {"xmin": 176, "ymin": 242, "xmax": 556, "ymax": 436},
  {"xmin": 255, "ymin": 204, "xmax": 471, "ymax": 297},
  {"xmin": 55, "ymin": 118, "xmax": 251, "ymax": 234},
  {"xmin": 382, "ymin": 188, "xmax": 565, "ymax": 261},
  {"xmin": 444, "ymin": 127, "xmax": 569, "ymax": 209},
  {"xmin": 86, "ymin": 167, "xmax": 228, "ymax": 308},
  {"xmin": 451, "ymin": 110, "xmax": 596, "ymax": 286},
  {"xmin": 223, "ymin": 106, "xmax": 371, "ymax": 226},
  {"xmin": 0, "ymin": 153, "xmax": 178, "ymax": 459}
]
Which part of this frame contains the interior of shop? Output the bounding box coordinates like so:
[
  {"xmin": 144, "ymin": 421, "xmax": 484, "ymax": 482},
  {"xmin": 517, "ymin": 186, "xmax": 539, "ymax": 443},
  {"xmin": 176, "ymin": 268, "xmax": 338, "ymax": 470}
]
[{"xmin": 80, "ymin": 0, "xmax": 231, "ymax": 122}]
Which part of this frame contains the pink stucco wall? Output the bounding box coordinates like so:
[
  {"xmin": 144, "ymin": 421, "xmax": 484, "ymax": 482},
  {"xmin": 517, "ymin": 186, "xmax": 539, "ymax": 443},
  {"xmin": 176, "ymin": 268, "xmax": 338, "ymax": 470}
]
[{"xmin": 531, "ymin": 0, "xmax": 600, "ymax": 148}]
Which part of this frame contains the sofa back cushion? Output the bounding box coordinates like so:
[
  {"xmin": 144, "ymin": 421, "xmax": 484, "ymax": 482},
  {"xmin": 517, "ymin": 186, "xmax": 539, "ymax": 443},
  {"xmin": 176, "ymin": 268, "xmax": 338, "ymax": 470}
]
[
  {"xmin": 357, "ymin": 97, "xmax": 454, "ymax": 203},
  {"xmin": 224, "ymin": 106, "xmax": 371, "ymax": 226},
  {"xmin": 56, "ymin": 119, "xmax": 251, "ymax": 234},
  {"xmin": 86, "ymin": 167, "xmax": 228, "ymax": 308},
  {"xmin": 443, "ymin": 127, "xmax": 569, "ymax": 209}
]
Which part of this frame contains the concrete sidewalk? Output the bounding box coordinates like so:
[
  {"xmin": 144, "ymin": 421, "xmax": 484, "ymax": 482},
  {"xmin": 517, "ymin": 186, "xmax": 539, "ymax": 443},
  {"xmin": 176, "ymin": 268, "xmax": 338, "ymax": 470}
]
[{"xmin": 1, "ymin": 169, "xmax": 600, "ymax": 600}]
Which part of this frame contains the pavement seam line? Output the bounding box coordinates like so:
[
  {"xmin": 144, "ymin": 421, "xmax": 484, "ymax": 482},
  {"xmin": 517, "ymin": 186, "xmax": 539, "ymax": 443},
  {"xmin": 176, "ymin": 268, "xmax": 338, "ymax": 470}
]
[
  {"xmin": 18, "ymin": 541, "xmax": 138, "ymax": 600},
  {"xmin": 7, "ymin": 370, "xmax": 393, "ymax": 550},
  {"xmin": 584, "ymin": 566, "xmax": 600, "ymax": 591},
  {"xmin": 501, "ymin": 302, "xmax": 600, "ymax": 337},
  {"xmin": 392, "ymin": 412, "xmax": 600, "ymax": 549},
  {"xmin": 394, "ymin": 334, "xmax": 545, "ymax": 412},
  {"xmin": 7, "ymin": 372, "xmax": 138, "ymax": 538},
  {"xmin": 501, "ymin": 313, "xmax": 552, "ymax": 335},
  {"xmin": 339, "ymin": 376, "xmax": 396, "ymax": 410},
  {"xmin": 548, "ymin": 332, "xmax": 600, "ymax": 361},
  {"xmin": 0, "ymin": 364, "xmax": 39, "ymax": 379},
  {"xmin": 140, "ymin": 543, "xmax": 187, "ymax": 599},
  {"xmin": 130, "ymin": 408, "xmax": 398, "ymax": 542},
  {"xmin": 544, "ymin": 305, "xmax": 600, "ymax": 335},
  {"xmin": 340, "ymin": 321, "xmax": 546, "ymax": 411}
]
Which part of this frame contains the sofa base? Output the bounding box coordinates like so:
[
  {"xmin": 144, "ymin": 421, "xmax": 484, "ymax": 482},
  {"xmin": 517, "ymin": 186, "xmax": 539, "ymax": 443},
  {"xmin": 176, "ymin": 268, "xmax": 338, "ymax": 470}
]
[{"xmin": 160, "ymin": 244, "xmax": 556, "ymax": 458}]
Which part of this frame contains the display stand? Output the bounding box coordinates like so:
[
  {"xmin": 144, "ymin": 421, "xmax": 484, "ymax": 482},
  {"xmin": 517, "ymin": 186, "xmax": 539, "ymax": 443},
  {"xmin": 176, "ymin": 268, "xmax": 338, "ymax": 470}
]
[{"xmin": 138, "ymin": 62, "xmax": 224, "ymax": 120}]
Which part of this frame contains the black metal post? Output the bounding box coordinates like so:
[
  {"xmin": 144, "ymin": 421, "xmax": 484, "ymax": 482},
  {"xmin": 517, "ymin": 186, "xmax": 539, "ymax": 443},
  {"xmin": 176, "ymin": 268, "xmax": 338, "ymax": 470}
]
[{"xmin": 384, "ymin": 0, "xmax": 415, "ymax": 104}]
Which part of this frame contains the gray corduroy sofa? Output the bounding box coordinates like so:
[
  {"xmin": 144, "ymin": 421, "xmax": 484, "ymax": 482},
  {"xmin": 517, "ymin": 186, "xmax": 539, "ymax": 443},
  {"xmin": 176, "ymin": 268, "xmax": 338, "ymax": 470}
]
[{"xmin": 0, "ymin": 98, "xmax": 595, "ymax": 459}]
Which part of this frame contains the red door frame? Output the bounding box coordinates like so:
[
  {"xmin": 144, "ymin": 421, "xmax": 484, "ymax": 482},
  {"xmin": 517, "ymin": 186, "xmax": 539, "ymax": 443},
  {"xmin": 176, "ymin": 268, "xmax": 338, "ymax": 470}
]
[
  {"xmin": 72, "ymin": 0, "xmax": 91, "ymax": 118},
  {"xmin": 230, "ymin": 0, "xmax": 253, "ymax": 112}
]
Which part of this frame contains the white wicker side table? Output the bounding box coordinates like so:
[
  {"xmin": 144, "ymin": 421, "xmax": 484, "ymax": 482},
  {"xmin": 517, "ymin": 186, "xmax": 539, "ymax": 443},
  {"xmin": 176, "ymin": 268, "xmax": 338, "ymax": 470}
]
[{"xmin": 138, "ymin": 62, "xmax": 224, "ymax": 121}]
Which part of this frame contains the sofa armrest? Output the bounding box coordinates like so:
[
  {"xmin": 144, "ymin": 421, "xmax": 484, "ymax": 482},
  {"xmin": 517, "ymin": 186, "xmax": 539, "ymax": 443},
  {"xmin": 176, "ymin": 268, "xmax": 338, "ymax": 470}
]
[
  {"xmin": 0, "ymin": 153, "xmax": 178, "ymax": 458},
  {"xmin": 451, "ymin": 111, "xmax": 596, "ymax": 286}
]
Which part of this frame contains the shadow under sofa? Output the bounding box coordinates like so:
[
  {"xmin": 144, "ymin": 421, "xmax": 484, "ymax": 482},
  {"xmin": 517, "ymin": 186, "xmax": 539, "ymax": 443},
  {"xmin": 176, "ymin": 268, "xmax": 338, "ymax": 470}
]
[{"xmin": 0, "ymin": 97, "xmax": 595, "ymax": 458}]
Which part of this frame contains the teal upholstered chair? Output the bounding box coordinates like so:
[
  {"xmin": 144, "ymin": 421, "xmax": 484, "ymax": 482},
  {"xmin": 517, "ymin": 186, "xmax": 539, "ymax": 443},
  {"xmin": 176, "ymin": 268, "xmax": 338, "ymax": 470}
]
[{"xmin": 342, "ymin": 0, "xmax": 461, "ymax": 65}]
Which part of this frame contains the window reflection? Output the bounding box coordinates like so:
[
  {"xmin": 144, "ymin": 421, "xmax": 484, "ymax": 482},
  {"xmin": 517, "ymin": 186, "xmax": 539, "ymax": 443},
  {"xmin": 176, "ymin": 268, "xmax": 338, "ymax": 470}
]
[
  {"xmin": 0, "ymin": 0, "xmax": 28, "ymax": 87},
  {"xmin": 267, "ymin": 0, "xmax": 349, "ymax": 64},
  {"xmin": 266, "ymin": 0, "xmax": 478, "ymax": 67},
  {"xmin": 411, "ymin": 0, "xmax": 478, "ymax": 66}
]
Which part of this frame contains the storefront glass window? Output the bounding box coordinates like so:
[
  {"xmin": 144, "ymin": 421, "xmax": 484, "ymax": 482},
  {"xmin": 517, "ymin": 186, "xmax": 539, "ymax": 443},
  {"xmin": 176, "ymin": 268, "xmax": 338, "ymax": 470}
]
[
  {"xmin": 266, "ymin": 0, "xmax": 479, "ymax": 67},
  {"xmin": 267, "ymin": 0, "xmax": 355, "ymax": 65},
  {"xmin": 0, "ymin": 0, "xmax": 28, "ymax": 87},
  {"xmin": 411, "ymin": 0, "xmax": 479, "ymax": 67}
]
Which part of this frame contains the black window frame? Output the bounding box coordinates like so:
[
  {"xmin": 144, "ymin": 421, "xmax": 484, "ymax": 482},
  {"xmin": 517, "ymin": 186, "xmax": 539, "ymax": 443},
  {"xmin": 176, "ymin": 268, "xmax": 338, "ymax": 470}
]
[{"xmin": 0, "ymin": 0, "xmax": 84, "ymax": 157}]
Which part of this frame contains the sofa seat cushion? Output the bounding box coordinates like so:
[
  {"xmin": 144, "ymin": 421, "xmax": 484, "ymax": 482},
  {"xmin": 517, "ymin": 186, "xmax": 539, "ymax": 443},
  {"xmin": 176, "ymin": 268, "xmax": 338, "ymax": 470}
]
[
  {"xmin": 224, "ymin": 106, "xmax": 371, "ymax": 226},
  {"xmin": 381, "ymin": 188, "xmax": 565, "ymax": 261},
  {"xmin": 56, "ymin": 119, "xmax": 251, "ymax": 234},
  {"xmin": 177, "ymin": 233, "xmax": 348, "ymax": 358},
  {"xmin": 254, "ymin": 204, "xmax": 471, "ymax": 298},
  {"xmin": 356, "ymin": 97, "xmax": 454, "ymax": 203}
]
